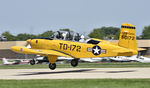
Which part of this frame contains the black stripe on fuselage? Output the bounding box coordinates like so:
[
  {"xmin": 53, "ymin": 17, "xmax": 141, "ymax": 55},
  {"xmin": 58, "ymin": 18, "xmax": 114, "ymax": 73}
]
[{"xmin": 50, "ymin": 49, "xmax": 75, "ymax": 58}]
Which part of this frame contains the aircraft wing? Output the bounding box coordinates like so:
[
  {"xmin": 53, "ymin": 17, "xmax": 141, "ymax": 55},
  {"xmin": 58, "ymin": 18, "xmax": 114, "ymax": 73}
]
[{"xmin": 11, "ymin": 46, "xmax": 71, "ymax": 57}]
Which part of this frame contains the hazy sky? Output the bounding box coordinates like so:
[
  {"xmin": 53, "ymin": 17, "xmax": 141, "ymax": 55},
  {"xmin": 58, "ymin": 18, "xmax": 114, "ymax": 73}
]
[{"xmin": 0, "ymin": 0, "xmax": 150, "ymax": 36}]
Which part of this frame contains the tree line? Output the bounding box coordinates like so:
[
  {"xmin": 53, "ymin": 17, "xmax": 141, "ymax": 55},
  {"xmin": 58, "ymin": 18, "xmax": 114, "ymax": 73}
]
[{"xmin": 1, "ymin": 25, "xmax": 150, "ymax": 41}]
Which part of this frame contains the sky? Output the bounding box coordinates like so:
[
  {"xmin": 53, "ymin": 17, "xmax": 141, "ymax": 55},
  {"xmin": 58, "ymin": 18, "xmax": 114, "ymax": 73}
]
[{"xmin": 0, "ymin": 0, "xmax": 150, "ymax": 36}]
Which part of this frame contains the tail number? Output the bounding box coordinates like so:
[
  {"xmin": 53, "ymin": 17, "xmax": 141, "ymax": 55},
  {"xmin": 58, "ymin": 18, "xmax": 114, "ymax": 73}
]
[{"xmin": 121, "ymin": 35, "xmax": 135, "ymax": 40}]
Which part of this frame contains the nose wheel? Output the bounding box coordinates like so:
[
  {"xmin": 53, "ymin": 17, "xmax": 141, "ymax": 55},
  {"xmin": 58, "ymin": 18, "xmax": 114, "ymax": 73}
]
[
  {"xmin": 71, "ymin": 59, "xmax": 79, "ymax": 67},
  {"xmin": 49, "ymin": 63, "xmax": 56, "ymax": 70}
]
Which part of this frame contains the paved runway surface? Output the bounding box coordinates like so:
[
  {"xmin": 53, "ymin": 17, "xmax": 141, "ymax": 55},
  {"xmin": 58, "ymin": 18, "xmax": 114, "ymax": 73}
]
[{"xmin": 0, "ymin": 68, "xmax": 150, "ymax": 79}]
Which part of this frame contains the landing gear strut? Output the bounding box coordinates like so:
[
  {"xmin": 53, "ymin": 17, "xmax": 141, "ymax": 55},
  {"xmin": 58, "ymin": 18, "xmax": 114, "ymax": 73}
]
[
  {"xmin": 30, "ymin": 59, "xmax": 35, "ymax": 65},
  {"xmin": 71, "ymin": 59, "xmax": 79, "ymax": 67},
  {"xmin": 49, "ymin": 63, "xmax": 56, "ymax": 70}
]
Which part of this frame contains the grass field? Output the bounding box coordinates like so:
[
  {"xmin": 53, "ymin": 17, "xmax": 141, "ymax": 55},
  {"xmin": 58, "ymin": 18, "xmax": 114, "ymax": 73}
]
[
  {"xmin": 1, "ymin": 62, "xmax": 150, "ymax": 69},
  {"xmin": 0, "ymin": 79, "xmax": 150, "ymax": 88}
]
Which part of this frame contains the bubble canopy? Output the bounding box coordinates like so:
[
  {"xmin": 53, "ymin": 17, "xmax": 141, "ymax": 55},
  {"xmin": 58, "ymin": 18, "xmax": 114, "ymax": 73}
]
[
  {"xmin": 31, "ymin": 31, "xmax": 100, "ymax": 44},
  {"xmin": 51, "ymin": 31, "xmax": 88, "ymax": 42}
]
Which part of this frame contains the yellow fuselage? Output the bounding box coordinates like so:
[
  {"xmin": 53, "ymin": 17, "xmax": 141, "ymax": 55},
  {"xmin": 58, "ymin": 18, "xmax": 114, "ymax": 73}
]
[{"xmin": 28, "ymin": 39, "xmax": 137, "ymax": 58}]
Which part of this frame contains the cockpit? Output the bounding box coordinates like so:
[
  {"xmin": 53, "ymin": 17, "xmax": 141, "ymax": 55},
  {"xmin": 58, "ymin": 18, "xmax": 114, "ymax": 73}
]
[
  {"xmin": 51, "ymin": 31, "xmax": 85, "ymax": 42},
  {"xmin": 50, "ymin": 31, "xmax": 100, "ymax": 44}
]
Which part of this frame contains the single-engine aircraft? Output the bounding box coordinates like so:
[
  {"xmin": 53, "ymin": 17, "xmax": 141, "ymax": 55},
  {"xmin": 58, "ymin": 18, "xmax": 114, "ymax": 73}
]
[{"xmin": 11, "ymin": 23, "xmax": 138, "ymax": 70}]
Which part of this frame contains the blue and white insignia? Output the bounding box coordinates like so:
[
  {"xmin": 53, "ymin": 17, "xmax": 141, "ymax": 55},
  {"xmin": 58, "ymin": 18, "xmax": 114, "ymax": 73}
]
[
  {"xmin": 92, "ymin": 46, "xmax": 101, "ymax": 55},
  {"xmin": 88, "ymin": 46, "xmax": 106, "ymax": 55}
]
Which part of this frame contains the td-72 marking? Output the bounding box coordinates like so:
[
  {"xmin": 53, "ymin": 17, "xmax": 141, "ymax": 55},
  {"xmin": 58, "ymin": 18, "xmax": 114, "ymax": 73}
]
[{"xmin": 59, "ymin": 43, "xmax": 81, "ymax": 52}]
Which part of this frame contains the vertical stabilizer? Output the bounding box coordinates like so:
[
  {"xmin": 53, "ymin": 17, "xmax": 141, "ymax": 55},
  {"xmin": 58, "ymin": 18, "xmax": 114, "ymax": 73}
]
[{"xmin": 118, "ymin": 23, "xmax": 137, "ymax": 50}]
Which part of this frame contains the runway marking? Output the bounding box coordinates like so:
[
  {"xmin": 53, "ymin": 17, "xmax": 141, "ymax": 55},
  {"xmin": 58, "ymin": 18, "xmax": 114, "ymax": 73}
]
[{"xmin": 0, "ymin": 68, "xmax": 149, "ymax": 79}]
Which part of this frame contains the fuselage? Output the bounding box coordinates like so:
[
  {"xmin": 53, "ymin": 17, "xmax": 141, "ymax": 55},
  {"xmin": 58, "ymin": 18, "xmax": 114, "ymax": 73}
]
[{"xmin": 27, "ymin": 38, "xmax": 137, "ymax": 58}]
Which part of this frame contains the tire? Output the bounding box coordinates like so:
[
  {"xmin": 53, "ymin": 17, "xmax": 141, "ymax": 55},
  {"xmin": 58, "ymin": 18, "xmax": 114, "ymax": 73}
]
[
  {"xmin": 71, "ymin": 59, "xmax": 78, "ymax": 67},
  {"xmin": 49, "ymin": 63, "xmax": 56, "ymax": 70}
]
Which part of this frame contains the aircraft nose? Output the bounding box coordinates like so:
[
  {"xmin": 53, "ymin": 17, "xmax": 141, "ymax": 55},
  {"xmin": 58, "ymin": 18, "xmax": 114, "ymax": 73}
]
[{"xmin": 26, "ymin": 39, "xmax": 31, "ymax": 43}]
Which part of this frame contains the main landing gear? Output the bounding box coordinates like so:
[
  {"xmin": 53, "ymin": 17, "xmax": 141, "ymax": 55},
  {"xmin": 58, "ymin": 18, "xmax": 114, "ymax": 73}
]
[
  {"xmin": 71, "ymin": 59, "xmax": 79, "ymax": 67},
  {"xmin": 49, "ymin": 63, "xmax": 56, "ymax": 70},
  {"xmin": 48, "ymin": 58, "xmax": 79, "ymax": 70}
]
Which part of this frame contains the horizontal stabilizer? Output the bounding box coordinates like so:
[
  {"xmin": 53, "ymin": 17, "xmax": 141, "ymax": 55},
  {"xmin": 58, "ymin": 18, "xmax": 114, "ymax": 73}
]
[
  {"xmin": 112, "ymin": 49, "xmax": 135, "ymax": 56},
  {"xmin": 137, "ymin": 48, "xmax": 146, "ymax": 51}
]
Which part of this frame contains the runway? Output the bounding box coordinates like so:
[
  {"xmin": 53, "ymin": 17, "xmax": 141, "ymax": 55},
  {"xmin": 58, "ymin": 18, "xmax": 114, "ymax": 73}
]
[{"xmin": 0, "ymin": 68, "xmax": 150, "ymax": 79}]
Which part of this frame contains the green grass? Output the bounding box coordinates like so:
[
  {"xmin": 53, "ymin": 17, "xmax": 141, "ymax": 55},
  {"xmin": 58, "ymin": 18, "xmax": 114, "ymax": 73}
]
[
  {"xmin": 1, "ymin": 62, "xmax": 150, "ymax": 69},
  {"xmin": 0, "ymin": 79, "xmax": 150, "ymax": 88}
]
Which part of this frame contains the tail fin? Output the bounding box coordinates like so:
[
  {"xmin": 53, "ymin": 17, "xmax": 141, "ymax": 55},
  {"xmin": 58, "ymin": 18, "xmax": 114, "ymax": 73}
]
[{"xmin": 118, "ymin": 23, "xmax": 137, "ymax": 50}]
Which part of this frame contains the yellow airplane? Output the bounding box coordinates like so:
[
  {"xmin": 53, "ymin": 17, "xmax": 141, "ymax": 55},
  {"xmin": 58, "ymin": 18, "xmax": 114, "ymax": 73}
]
[{"xmin": 11, "ymin": 23, "xmax": 138, "ymax": 70}]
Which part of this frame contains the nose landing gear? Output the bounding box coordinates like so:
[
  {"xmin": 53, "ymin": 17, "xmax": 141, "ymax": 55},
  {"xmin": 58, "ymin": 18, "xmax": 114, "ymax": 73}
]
[{"xmin": 49, "ymin": 63, "xmax": 56, "ymax": 70}]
